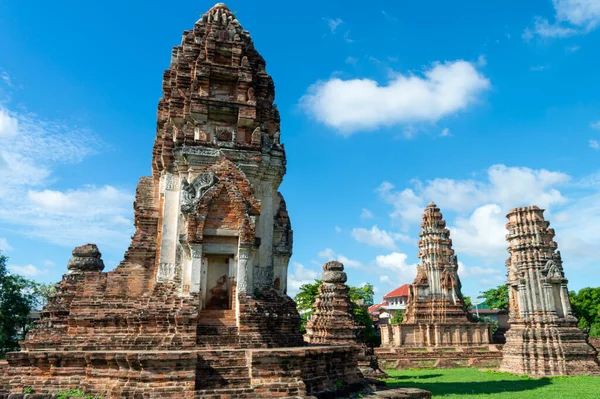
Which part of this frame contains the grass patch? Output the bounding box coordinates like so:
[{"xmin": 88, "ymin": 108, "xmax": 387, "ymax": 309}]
[{"xmin": 385, "ymin": 368, "xmax": 600, "ymax": 398}]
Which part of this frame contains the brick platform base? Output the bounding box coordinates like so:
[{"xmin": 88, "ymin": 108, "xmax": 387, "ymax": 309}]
[
  {"xmin": 376, "ymin": 345, "xmax": 503, "ymax": 369},
  {"xmin": 0, "ymin": 346, "xmax": 431, "ymax": 399}
]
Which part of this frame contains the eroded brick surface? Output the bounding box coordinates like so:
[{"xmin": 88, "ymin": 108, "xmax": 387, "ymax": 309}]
[
  {"xmin": 499, "ymin": 206, "xmax": 600, "ymax": 376},
  {"xmin": 382, "ymin": 203, "xmax": 490, "ymax": 348},
  {"xmin": 0, "ymin": 4, "xmax": 403, "ymax": 398}
]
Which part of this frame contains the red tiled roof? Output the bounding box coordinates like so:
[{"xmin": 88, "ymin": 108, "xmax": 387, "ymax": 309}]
[
  {"xmin": 368, "ymin": 301, "xmax": 389, "ymax": 314},
  {"xmin": 383, "ymin": 284, "xmax": 410, "ymax": 299}
]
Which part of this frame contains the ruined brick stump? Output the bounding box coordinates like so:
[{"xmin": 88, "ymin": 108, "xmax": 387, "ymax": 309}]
[
  {"xmin": 305, "ymin": 261, "xmax": 362, "ymax": 344},
  {"xmin": 499, "ymin": 206, "xmax": 600, "ymax": 376}
]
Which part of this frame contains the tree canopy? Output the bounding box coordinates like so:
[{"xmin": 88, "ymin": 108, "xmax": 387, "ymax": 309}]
[
  {"xmin": 477, "ymin": 285, "xmax": 509, "ymax": 310},
  {"xmin": 569, "ymin": 287, "xmax": 600, "ymax": 338},
  {"xmin": 0, "ymin": 251, "xmax": 42, "ymax": 358}
]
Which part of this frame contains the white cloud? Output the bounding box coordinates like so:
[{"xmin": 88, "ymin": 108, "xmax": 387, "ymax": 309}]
[
  {"xmin": 591, "ymin": 120, "xmax": 600, "ymax": 130},
  {"xmin": 317, "ymin": 248, "xmax": 363, "ymax": 268},
  {"xmin": 566, "ymin": 45, "xmax": 581, "ymax": 52},
  {"xmin": 0, "ymin": 237, "xmax": 12, "ymax": 251},
  {"xmin": 0, "ymin": 185, "xmax": 134, "ymax": 248},
  {"xmin": 377, "ymin": 165, "xmax": 570, "ymax": 231},
  {"xmin": 381, "ymin": 10, "xmax": 398, "ymax": 22},
  {"xmin": 476, "ymin": 55, "xmax": 487, "ymax": 67},
  {"xmin": 0, "ymin": 82, "xmax": 134, "ymax": 250},
  {"xmin": 377, "ymin": 182, "xmax": 424, "ymax": 231},
  {"xmin": 380, "ymin": 275, "xmax": 393, "ymax": 286},
  {"xmin": 287, "ymin": 262, "xmax": 320, "ymax": 297},
  {"xmin": 479, "ymin": 275, "xmax": 506, "ymax": 287},
  {"xmin": 0, "ymin": 108, "xmax": 18, "ymax": 138},
  {"xmin": 360, "ymin": 208, "xmax": 374, "ymax": 219},
  {"xmin": 0, "ymin": 72, "xmax": 10, "ymax": 86},
  {"xmin": 8, "ymin": 264, "xmax": 43, "ymax": 277},
  {"xmin": 457, "ymin": 261, "xmax": 503, "ymax": 278},
  {"xmin": 530, "ymin": 65, "xmax": 549, "ymax": 71},
  {"xmin": 335, "ymin": 226, "xmax": 342, "ymax": 233},
  {"xmin": 352, "ymin": 225, "xmax": 398, "ymax": 250},
  {"xmin": 525, "ymin": 0, "xmax": 600, "ymax": 39},
  {"xmin": 343, "ymin": 31, "xmax": 354, "ymax": 43},
  {"xmin": 451, "ymin": 204, "xmax": 507, "ymax": 258},
  {"xmin": 590, "ymin": 139, "xmax": 599, "ymax": 150},
  {"xmin": 324, "ymin": 18, "xmax": 343, "ymax": 33},
  {"xmin": 375, "ymin": 163, "xmax": 600, "ymax": 278},
  {"xmin": 552, "ymin": 191, "xmax": 600, "ymax": 264},
  {"xmin": 375, "ymin": 252, "xmax": 418, "ymax": 284},
  {"xmin": 300, "ymin": 60, "xmax": 490, "ymax": 134},
  {"xmin": 345, "ymin": 56, "xmax": 358, "ymax": 66},
  {"xmin": 440, "ymin": 128, "xmax": 452, "ymax": 137}
]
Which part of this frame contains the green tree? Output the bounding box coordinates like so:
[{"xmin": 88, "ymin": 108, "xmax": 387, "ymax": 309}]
[
  {"xmin": 294, "ymin": 280, "xmax": 321, "ymax": 334},
  {"xmin": 569, "ymin": 287, "xmax": 600, "ymax": 338},
  {"xmin": 463, "ymin": 295, "xmax": 472, "ymax": 310},
  {"xmin": 389, "ymin": 311, "xmax": 404, "ymax": 325},
  {"xmin": 0, "ymin": 251, "xmax": 41, "ymax": 358},
  {"xmin": 478, "ymin": 285, "xmax": 509, "ymax": 310},
  {"xmin": 35, "ymin": 283, "xmax": 57, "ymax": 307}
]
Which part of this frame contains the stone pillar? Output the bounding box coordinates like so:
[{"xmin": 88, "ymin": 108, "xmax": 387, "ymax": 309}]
[
  {"xmin": 189, "ymin": 244, "xmax": 202, "ymax": 294},
  {"xmin": 236, "ymin": 246, "xmax": 250, "ymax": 294},
  {"xmin": 157, "ymin": 173, "xmax": 180, "ymax": 282}
]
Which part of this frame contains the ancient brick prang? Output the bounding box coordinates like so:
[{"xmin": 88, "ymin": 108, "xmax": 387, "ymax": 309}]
[
  {"xmin": 0, "ymin": 4, "xmax": 413, "ymax": 398},
  {"xmin": 382, "ymin": 202, "xmax": 490, "ymax": 347},
  {"xmin": 305, "ymin": 261, "xmax": 362, "ymax": 345},
  {"xmin": 500, "ymin": 206, "xmax": 600, "ymax": 376}
]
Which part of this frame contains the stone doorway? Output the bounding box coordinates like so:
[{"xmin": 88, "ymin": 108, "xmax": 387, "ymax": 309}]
[{"xmin": 204, "ymin": 255, "xmax": 234, "ymax": 310}]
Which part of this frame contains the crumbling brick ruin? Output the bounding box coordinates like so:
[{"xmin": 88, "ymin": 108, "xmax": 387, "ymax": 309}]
[
  {"xmin": 305, "ymin": 261, "xmax": 363, "ymax": 344},
  {"xmin": 500, "ymin": 206, "xmax": 600, "ymax": 376},
  {"xmin": 378, "ymin": 203, "xmax": 497, "ymax": 369},
  {"xmin": 0, "ymin": 4, "xmax": 431, "ymax": 399},
  {"xmin": 381, "ymin": 203, "xmax": 490, "ymax": 348}
]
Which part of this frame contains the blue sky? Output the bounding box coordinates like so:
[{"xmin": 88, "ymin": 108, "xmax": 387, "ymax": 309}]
[{"xmin": 1, "ymin": 0, "xmax": 599, "ymax": 304}]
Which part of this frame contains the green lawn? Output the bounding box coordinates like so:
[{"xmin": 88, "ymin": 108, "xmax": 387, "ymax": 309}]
[{"xmin": 385, "ymin": 368, "xmax": 600, "ymax": 399}]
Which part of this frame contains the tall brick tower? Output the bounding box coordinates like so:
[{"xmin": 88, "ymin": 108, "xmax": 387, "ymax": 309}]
[
  {"xmin": 500, "ymin": 206, "xmax": 599, "ymax": 376},
  {"xmin": 381, "ymin": 202, "xmax": 490, "ymax": 347}
]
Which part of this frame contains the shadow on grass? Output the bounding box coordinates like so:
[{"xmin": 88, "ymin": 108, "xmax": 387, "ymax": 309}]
[
  {"xmin": 391, "ymin": 374, "xmax": 443, "ymax": 380},
  {"xmin": 386, "ymin": 378, "xmax": 551, "ymax": 397}
]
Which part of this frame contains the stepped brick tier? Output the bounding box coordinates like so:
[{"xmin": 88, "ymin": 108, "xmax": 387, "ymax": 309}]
[
  {"xmin": 0, "ymin": 4, "xmax": 431, "ymax": 399},
  {"xmin": 381, "ymin": 203, "xmax": 490, "ymax": 348},
  {"xmin": 499, "ymin": 206, "xmax": 600, "ymax": 376},
  {"xmin": 305, "ymin": 261, "xmax": 387, "ymax": 379},
  {"xmin": 305, "ymin": 261, "xmax": 363, "ymax": 344},
  {"xmin": 376, "ymin": 345, "xmax": 503, "ymax": 370}
]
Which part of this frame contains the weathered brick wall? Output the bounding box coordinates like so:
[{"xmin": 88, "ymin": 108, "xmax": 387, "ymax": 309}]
[
  {"xmin": 376, "ymin": 345, "xmax": 503, "ymax": 369},
  {"xmin": 249, "ymin": 346, "xmax": 363, "ymax": 398},
  {"xmin": 3, "ymin": 352, "xmax": 197, "ymax": 397},
  {"xmin": 21, "ymin": 279, "xmax": 198, "ymax": 352},
  {"xmin": 204, "ymin": 187, "xmax": 242, "ymax": 231},
  {"xmin": 238, "ymin": 289, "xmax": 304, "ymax": 348}
]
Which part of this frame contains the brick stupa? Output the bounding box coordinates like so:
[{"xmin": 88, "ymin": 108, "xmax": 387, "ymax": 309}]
[
  {"xmin": 0, "ymin": 4, "xmax": 408, "ymax": 398},
  {"xmin": 500, "ymin": 206, "xmax": 600, "ymax": 376},
  {"xmin": 305, "ymin": 261, "xmax": 362, "ymax": 344},
  {"xmin": 381, "ymin": 203, "xmax": 490, "ymax": 347}
]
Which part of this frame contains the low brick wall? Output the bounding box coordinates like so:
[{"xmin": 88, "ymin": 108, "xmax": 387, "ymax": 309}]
[
  {"xmin": 376, "ymin": 345, "xmax": 503, "ymax": 370},
  {"xmin": 1, "ymin": 346, "xmax": 375, "ymax": 398},
  {"xmin": 250, "ymin": 346, "xmax": 363, "ymax": 398}
]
